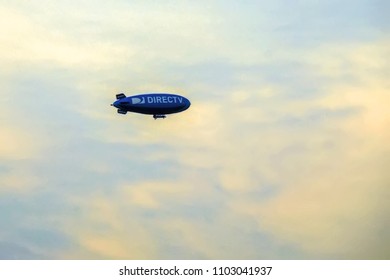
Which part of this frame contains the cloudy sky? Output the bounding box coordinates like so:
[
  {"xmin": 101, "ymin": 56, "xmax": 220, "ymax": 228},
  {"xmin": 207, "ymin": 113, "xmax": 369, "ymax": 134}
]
[{"xmin": 0, "ymin": 0, "xmax": 389, "ymax": 259}]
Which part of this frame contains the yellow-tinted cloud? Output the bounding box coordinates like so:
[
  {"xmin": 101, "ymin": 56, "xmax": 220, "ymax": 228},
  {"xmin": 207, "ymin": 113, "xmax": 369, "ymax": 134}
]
[
  {"xmin": 0, "ymin": 114, "xmax": 47, "ymax": 193},
  {"xmin": 0, "ymin": 127, "xmax": 39, "ymax": 160},
  {"xmin": 228, "ymin": 41, "xmax": 390, "ymax": 258},
  {"xmin": 0, "ymin": 169, "xmax": 44, "ymax": 193},
  {"xmin": 0, "ymin": 6, "xmax": 134, "ymax": 70},
  {"xmin": 64, "ymin": 194, "xmax": 158, "ymax": 259},
  {"xmin": 231, "ymin": 155, "xmax": 389, "ymax": 258}
]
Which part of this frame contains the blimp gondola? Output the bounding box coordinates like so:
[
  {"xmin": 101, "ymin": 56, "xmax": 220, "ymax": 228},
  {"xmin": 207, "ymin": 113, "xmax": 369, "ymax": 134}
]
[{"xmin": 111, "ymin": 93, "xmax": 191, "ymax": 119}]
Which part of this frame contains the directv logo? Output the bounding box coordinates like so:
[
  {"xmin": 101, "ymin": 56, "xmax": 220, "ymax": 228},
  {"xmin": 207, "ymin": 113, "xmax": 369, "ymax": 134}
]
[{"xmin": 131, "ymin": 97, "xmax": 145, "ymax": 104}]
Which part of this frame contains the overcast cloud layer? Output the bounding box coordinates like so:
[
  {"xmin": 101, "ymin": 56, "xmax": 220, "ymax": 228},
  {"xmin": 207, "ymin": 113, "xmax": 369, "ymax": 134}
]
[{"xmin": 0, "ymin": 0, "xmax": 389, "ymax": 259}]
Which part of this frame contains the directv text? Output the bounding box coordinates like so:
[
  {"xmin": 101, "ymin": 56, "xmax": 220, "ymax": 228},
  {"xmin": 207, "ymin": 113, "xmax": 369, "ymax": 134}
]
[{"xmin": 146, "ymin": 96, "xmax": 183, "ymax": 104}]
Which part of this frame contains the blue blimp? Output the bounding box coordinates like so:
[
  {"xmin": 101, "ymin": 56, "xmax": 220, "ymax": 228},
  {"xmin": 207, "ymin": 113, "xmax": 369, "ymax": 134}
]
[{"xmin": 111, "ymin": 93, "xmax": 191, "ymax": 119}]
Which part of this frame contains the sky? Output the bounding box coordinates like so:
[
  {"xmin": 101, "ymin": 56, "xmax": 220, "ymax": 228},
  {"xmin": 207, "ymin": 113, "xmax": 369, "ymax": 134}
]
[{"xmin": 0, "ymin": 0, "xmax": 389, "ymax": 259}]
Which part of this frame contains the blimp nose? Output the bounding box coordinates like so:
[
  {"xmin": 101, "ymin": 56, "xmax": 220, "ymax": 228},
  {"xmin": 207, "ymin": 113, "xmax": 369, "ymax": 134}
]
[{"xmin": 112, "ymin": 100, "xmax": 119, "ymax": 108}]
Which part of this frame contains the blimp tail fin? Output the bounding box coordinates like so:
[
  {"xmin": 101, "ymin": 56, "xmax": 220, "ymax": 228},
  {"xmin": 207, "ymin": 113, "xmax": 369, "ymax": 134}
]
[{"xmin": 116, "ymin": 93, "xmax": 126, "ymax": 100}]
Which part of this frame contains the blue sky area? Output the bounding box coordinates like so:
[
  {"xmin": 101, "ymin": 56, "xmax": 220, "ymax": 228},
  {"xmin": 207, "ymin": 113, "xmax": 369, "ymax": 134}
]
[{"xmin": 0, "ymin": 0, "xmax": 389, "ymax": 259}]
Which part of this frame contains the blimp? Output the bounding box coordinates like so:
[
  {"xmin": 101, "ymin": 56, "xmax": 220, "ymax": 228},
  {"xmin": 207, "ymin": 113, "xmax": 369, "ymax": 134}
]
[{"xmin": 111, "ymin": 93, "xmax": 191, "ymax": 119}]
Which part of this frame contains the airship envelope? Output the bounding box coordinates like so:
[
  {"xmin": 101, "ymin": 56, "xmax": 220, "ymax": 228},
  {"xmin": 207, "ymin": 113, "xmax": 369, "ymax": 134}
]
[{"xmin": 111, "ymin": 93, "xmax": 191, "ymax": 119}]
